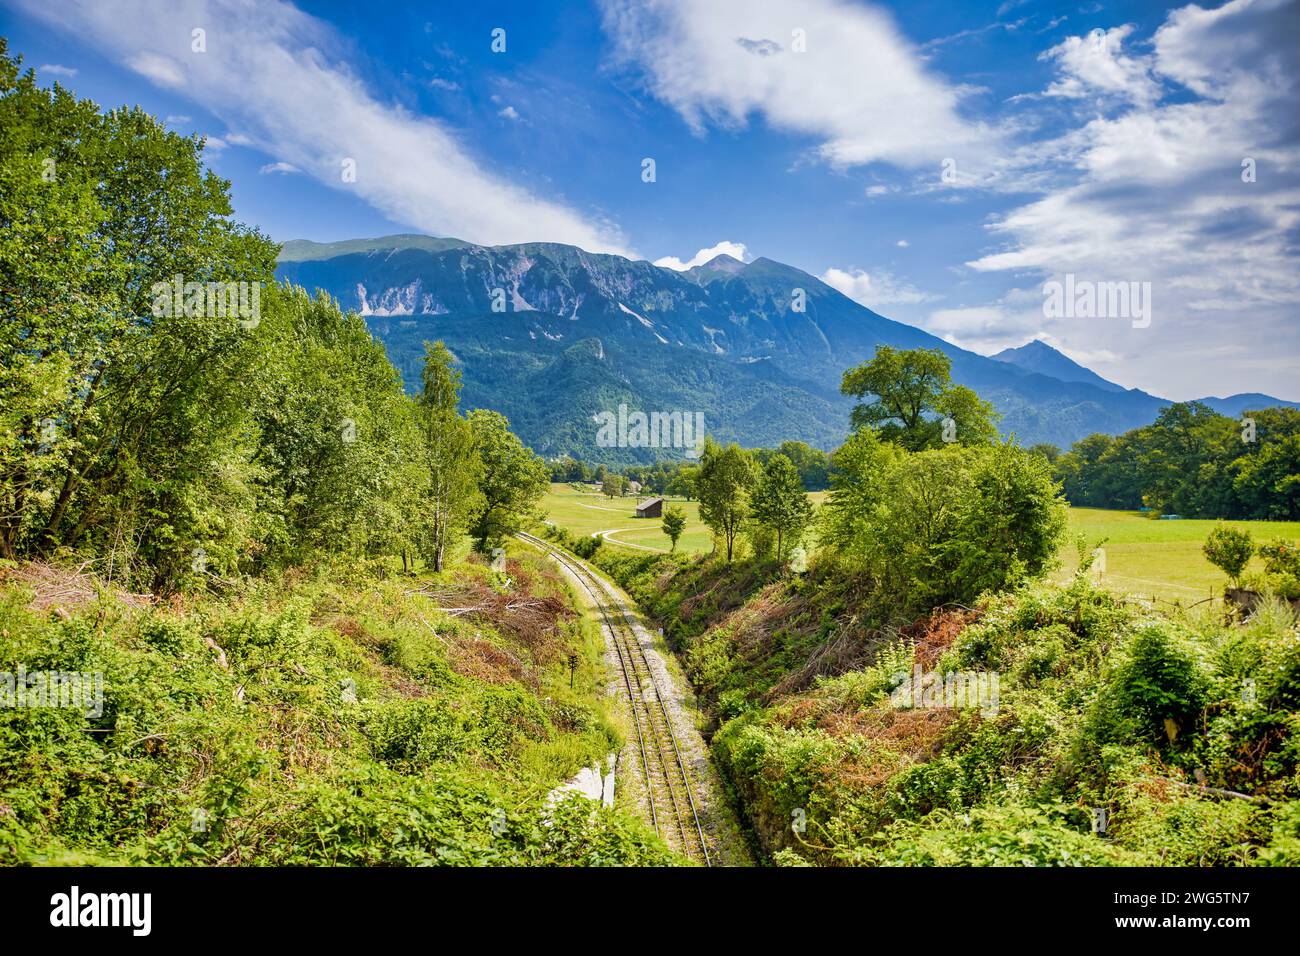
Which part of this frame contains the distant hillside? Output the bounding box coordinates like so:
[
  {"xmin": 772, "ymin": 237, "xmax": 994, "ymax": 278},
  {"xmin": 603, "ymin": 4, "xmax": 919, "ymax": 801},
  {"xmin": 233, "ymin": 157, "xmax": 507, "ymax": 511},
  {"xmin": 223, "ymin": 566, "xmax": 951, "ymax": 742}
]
[
  {"xmin": 275, "ymin": 234, "xmax": 1294, "ymax": 459},
  {"xmin": 1197, "ymin": 393, "xmax": 1300, "ymax": 417}
]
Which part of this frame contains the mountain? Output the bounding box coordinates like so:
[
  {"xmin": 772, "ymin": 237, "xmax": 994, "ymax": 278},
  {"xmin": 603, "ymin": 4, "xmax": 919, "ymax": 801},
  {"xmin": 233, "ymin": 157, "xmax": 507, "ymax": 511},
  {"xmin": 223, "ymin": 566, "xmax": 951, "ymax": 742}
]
[
  {"xmin": 992, "ymin": 340, "xmax": 1127, "ymax": 393},
  {"xmin": 993, "ymin": 341, "xmax": 1300, "ymax": 419},
  {"xmin": 274, "ymin": 235, "xmax": 1294, "ymax": 460},
  {"xmin": 1195, "ymin": 393, "xmax": 1300, "ymax": 418}
]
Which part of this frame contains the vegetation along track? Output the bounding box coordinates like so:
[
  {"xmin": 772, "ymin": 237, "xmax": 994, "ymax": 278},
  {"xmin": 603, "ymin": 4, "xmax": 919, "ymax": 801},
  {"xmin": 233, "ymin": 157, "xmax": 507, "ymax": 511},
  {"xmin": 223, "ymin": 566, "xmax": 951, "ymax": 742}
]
[{"xmin": 516, "ymin": 531, "xmax": 711, "ymax": 865}]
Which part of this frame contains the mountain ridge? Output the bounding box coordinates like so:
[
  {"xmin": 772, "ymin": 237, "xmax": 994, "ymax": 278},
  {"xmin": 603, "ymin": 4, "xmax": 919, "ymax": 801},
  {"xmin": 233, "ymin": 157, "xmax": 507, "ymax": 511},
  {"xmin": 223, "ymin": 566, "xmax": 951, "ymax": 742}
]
[{"xmin": 274, "ymin": 234, "xmax": 1298, "ymax": 459}]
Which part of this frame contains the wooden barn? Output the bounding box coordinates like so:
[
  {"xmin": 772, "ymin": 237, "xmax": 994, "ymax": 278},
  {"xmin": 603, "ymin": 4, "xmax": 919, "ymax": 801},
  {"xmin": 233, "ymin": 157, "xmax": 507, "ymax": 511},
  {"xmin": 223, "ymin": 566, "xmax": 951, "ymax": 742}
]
[{"xmin": 635, "ymin": 496, "xmax": 664, "ymax": 519}]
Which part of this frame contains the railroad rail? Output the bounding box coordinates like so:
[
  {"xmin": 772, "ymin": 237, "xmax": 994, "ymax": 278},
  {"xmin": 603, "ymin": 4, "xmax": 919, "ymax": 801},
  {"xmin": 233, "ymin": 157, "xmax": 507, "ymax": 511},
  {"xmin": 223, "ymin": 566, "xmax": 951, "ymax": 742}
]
[{"xmin": 516, "ymin": 531, "xmax": 711, "ymax": 865}]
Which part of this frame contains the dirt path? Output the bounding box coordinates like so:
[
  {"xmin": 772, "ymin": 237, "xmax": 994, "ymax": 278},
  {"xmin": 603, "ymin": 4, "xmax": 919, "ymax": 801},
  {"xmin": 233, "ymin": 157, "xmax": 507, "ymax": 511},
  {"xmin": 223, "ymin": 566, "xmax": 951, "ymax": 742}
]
[{"xmin": 591, "ymin": 527, "xmax": 670, "ymax": 553}]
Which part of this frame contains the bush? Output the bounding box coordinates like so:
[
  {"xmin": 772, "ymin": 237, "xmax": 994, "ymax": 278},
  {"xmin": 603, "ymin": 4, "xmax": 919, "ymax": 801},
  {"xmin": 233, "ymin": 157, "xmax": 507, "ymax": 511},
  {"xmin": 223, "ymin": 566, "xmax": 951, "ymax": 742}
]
[
  {"xmin": 861, "ymin": 804, "xmax": 1138, "ymax": 866},
  {"xmin": 821, "ymin": 439, "xmax": 1066, "ymax": 611},
  {"xmin": 1203, "ymin": 525, "xmax": 1254, "ymax": 585},
  {"xmin": 1106, "ymin": 623, "xmax": 1209, "ymax": 744}
]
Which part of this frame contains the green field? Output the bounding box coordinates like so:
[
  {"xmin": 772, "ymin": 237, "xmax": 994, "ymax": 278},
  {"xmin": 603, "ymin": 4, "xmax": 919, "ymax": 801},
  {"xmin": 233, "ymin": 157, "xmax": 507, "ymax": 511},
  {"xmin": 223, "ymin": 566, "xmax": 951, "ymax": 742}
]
[
  {"xmin": 540, "ymin": 484, "xmax": 1300, "ymax": 605},
  {"xmin": 539, "ymin": 482, "xmax": 728, "ymax": 554},
  {"xmin": 1053, "ymin": 508, "xmax": 1300, "ymax": 604}
]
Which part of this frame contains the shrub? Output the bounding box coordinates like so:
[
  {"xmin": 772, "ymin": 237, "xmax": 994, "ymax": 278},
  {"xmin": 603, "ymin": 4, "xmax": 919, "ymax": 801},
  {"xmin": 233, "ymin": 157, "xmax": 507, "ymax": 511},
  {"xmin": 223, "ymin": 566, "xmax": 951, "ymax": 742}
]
[
  {"xmin": 861, "ymin": 804, "xmax": 1138, "ymax": 866},
  {"xmin": 1107, "ymin": 623, "xmax": 1209, "ymax": 744},
  {"xmin": 1202, "ymin": 525, "xmax": 1254, "ymax": 585}
]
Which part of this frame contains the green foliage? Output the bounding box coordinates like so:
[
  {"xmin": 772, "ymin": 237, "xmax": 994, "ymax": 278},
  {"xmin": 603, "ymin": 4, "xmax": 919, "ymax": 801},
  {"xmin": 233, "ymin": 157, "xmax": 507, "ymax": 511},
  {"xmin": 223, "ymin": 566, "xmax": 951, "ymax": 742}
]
[
  {"xmin": 662, "ymin": 505, "xmax": 687, "ymax": 552},
  {"xmin": 466, "ymin": 409, "xmax": 549, "ymax": 552},
  {"xmin": 948, "ymin": 443, "xmax": 1068, "ymax": 598},
  {"xmin": 860, "ymin": 804, "xmax": 1137, "ymax": 866},
  {"xmin": 1103, "ymin": 622, "xmax": 1210, "ymax": 745},
  {"xmin": 840, "ymin": 346, "xmax": 999, "ymax": 450},
  {"xmin": 0, "ymin": 48, "xmax": 277, "ymax": 586},
  {"xmin": 1055, "ymin": 404, "xmax": 1300, "ymax": 519},
  {"xmin": 0, "ymin": 554, "xmax": 673, "ymax": 866},
  {"xmin": 1202, "ymin": 524, "xmax": 1255, "ymax": 585},
  {"xmin": 689, "ymin": 562, "xmax": 1300, "ymax": 866},
  {"xmin": 749, "ymin": 454, "xmax": 814, "ymax": 559},
  {"xmin": 414, "ymin": 341, "xmax": 481, "ymax": 571},
  {"xmin": 695, "ymin": 439, "xmax": 760, "ymax": 562},
  {"xmin": 821, "ymin": 435, "xmax": 1067, "ymax": 610}
]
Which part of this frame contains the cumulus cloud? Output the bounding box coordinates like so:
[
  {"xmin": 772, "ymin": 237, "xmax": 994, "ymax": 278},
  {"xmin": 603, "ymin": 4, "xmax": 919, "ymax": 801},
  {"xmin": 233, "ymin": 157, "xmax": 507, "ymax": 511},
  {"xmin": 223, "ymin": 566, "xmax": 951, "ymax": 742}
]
[
  {"xmin": 13, "ymin": 0, "xmax": 628, "ymax": 253},
  {"xmin": 598, "ymin": 0, "xmax": 994, "ymax": 169},
  {"xmin": 654, "ymin": 240, "xmax": 750, "ymax": 271},
  {"xmin": 819, "ymin": 267, "xmax": 936, "ymax": 307},
  {"xmin": 966, "ymin": 0, "xmax": 1300, "ymax": 399},
  {"xmin": 497, "ymin": 105, "xmax": 520, "ymax": 120},
  {"xmin": 1040, "ymin": 24, "xmax": 1159, "ymax": 106}
]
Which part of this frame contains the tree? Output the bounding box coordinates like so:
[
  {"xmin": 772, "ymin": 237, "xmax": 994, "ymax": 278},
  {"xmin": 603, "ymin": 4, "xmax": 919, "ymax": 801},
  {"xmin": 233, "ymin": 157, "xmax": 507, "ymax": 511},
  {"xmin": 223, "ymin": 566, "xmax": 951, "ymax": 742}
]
[
  {"xmin": 662, "ymin": 505, "xmax": 687, "ymax": 552},
  {"xmin": 602, "ymin": 473, "xmax": 626, "ymax": 498},
  {"xmin": 840, "ymin": 346, "xmax": 998, "ymax": 451},
  {"xmin": 666, "ymin": 465, "xmax": 698, "ymax": 500},
  {"xmin": 822, "ymin": 434, "xmax": 1067, "ymax": 611},
  {"xmin": 1052, "ymin": 403, "xmax": 1300, "ymax": 519},
  {"xmin": 1232, "ymin": 434, "xmax": 1300, "ymax": 520},
  {"xmin": 750, "ymin": 454, "xmax": 814, "ymax": 559},
  {"xmin": 774, "ymin": 440, "xmax": 831, "ymax": 490},
  {"xmin": 0, "ymin": 49, "xmax": 278, "ymax": 587},
  {"xmin": 416, "ymin": 341, "xmax": 481, "ymax": 572},
  {"xmin": 936, "ymin": 384, "xmax": 1000, "ymax": 447},
  {"xmin": 820, "ymin": 429, "xmax": 903, "ymax": 555},
  {"xmin": 466, "ymin": 410, "xmax": 548, "ymax": 552},
  {"xmin": 1202, "ymin": 525, "xmax": 1254, "ymax": 586},
  {"xmin": 695, "ymin": 440, "xmax": 759, "ymax": 562},
  {"xmin": 253, "ymin": 285, "xmax": 415, "ymax": 567},
  {"xmin": 949, "ymin": 443, "xmax": 1068, "ymax": 598}
]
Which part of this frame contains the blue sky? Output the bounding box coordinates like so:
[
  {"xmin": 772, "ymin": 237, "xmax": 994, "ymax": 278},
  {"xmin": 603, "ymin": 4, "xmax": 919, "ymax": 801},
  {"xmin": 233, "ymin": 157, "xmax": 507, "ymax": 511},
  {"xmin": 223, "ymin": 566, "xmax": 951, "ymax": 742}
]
[{"xmin": 3, "ymin": 0, "xmax": 1298, "ymax": 400}]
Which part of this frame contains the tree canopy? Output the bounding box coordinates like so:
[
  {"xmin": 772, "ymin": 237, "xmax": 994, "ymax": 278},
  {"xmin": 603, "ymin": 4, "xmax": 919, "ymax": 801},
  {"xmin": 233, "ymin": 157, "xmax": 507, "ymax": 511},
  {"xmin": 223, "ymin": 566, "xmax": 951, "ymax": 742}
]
[{"xmin": 840, "ymin": 346, "xmax": 999, "ymax": 451}]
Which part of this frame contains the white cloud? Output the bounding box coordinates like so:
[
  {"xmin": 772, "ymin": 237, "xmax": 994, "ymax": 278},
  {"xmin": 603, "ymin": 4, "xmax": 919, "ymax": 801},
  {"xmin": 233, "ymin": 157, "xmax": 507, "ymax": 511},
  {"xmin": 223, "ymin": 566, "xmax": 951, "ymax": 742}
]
[
  {"xmin": 497, "ymin": 105, "xmax": 520, "ymax": 120},
  {"xmin": 896, "ymin": 239, "xmax": 909, "ymax": 248},
  {"xmin": 164, "ymin": 114, "xmax": 192, "ymax": 125},
  {"xmin": 428, "ymin": 77, "xmax": 460, "ymax": 91},
  {"xmin": 965, "ymin": 0, "xmax": 1300, "ymax": 400},
  {"xmin": 1040, "ymin": 24, "xmax": 1159, "ymax": 105},
  {"xmin": 259, "ymin": 161, "xmax": 301, "ymax": 175},
  {"xmin": 38, "ymin": 63, "xmax": 78, "ymax": 77},
  {"xmin": 16, "ymin": 0, "xmax": 628, "ymax": 254},
  {"xmin": 654, "ymin": 240, "xmax": 750, "ymax": 271},
  {"xmin": 599, "ymin": 0, "xmax": 994, "ymax": 169},
  {"xmin": 127, "ymin": 52, "xmax": 185, "ymax": 87},
  {"xmin": 819, "ymin": 266, "xmax": 936, "ymax": 307}
]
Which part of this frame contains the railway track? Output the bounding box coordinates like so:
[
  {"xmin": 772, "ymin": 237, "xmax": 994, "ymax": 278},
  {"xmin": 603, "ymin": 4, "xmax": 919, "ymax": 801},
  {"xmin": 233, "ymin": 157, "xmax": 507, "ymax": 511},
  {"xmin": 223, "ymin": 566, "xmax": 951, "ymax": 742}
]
[{"xmin": 516, "ymin": 531, "xmax": 711, "ymax": 865}]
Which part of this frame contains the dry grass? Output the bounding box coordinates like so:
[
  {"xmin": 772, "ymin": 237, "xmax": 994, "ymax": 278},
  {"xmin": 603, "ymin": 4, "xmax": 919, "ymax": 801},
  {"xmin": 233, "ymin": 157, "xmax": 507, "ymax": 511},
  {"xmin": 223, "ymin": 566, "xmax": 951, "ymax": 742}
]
[
  {"xmin": 0, "ymin": 560, "xmax": 154, "ymax": 613},
  {"xmin": 906, "ymin": 608, "xmax": 981, "ymax": 669}
]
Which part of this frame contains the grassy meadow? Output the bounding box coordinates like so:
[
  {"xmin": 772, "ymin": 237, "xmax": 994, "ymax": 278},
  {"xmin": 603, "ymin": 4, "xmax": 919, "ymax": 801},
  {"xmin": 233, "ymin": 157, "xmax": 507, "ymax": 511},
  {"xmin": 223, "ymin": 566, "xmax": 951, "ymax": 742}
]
[
  {"xmin": 540, "ymin": 483, "xmax": 1300, "ymax": 605},
  {"xmin": 1054, "ymin": 508, "xmax": 1300, "ymax": 604}
]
